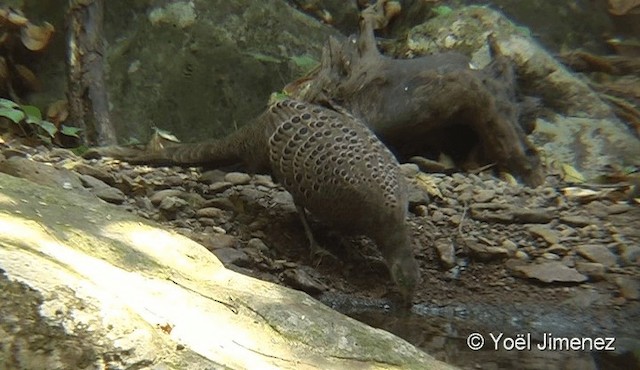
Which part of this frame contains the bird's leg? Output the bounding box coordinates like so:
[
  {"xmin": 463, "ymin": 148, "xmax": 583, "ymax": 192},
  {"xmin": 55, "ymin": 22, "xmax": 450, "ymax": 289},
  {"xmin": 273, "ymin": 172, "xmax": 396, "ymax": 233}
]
[{"xmin": 296, "ymin": 205, "xmax": 337, "ymax": 264}]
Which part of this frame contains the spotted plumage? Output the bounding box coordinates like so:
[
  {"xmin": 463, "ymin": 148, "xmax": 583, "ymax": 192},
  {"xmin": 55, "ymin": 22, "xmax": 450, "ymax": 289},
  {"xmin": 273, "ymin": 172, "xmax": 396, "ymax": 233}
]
[{"xmin": 264, "ymin": 99, "xmax": 420, "ymax": 303}]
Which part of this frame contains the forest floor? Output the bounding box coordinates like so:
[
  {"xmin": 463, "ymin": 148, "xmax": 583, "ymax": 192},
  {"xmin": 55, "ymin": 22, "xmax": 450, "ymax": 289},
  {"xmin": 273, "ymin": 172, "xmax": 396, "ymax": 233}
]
[{"xmin": 1, "ymin": 143, "xmax": 639, "ymax": 369}]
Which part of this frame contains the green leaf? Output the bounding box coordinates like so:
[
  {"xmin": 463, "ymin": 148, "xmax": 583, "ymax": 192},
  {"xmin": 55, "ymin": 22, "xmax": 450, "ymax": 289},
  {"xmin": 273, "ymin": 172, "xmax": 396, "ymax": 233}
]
[
  {"xmin": 38, "ymin": 120, "xmax": 58, "ymax": 137},
  {"xmin": 0, "ymin": 107, "xmax": 26, "ymax": 123},
  {"xmin": 60, "ymin": 125, "xmax": 82, "ymax": 138},
  {"xmin": 245, "ymin": 51, "xmax": 282, "ymax": 64},
  {"xmin": 0, "ymin": 98, "xmax": 21, "ymax": 110},
  {"xmin": 21, "ymin": 105, "xmax": 42, "ymax": 121},
  {"xmin": 432, "ymin": 5, "xmax": 453, "ymax": 16},
  {"xmin": 290, "ymin": 54, "xmax": 318, "ymax": 71}
]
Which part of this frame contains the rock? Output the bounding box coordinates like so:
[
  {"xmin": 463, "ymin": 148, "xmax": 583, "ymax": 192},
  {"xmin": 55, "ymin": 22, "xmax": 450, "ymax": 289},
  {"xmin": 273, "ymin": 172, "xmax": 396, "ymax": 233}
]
[
  {"xmin": 247, "ymin": 238, "xmax": 270, "ymax": 254},
  {"xmin": 0, "ymin": 173, "xmax": 449, "ymax": 369},
  {"xmin": 546, "ymin": 244, "xmax": 569, "ymax": 256},
  {"xmin": 202, "ymin": 197, "xmax": 236, "ymax": 211},
  {"xmin": 199, "ymin": 169, "xmax": 227, "ymax": 184},
  {"xmin": 0, "ymin": 156, "xmax": 86, "ymax": 193},
  {"xmin": 575, "ymin": 262, "xmax": 607, "ymax": 281},
  {"xmin": 512, "ymin": 209, "xmax": 554, "ymax": 224},
  {"xmin": 435, "ymin": 239, "xmax": 456, "ymax": 269},
  {"xmin": 198, "ymin": 233, "xmax": 238, "ymax": 251},
  {"xmin": 614, "ymin": 276, "xmax": 640, "ymax": 300},
  {"xmin": 466, "ymin": 240, "xmax": 510, "ymax": 261},
  {"xmin": 213, "ymin": 247, "xmax": 251, "ymax": 268},
  {"xmin": 282, "ymin": 267, "xmax": 327, "ymax": 295},
  {"xmin": 576, "ymin": 245, "xmax": 618, "ymax": 267},
  {"xmin": 620, "ymin": 245, "xmax": 640, "ymax": 266},
  {"xmin": 542, "ymin": 252, "xmax": 561, "ymax": 260},
  {"xmin": 473, "ymin": 189, "xmax": 495, "ymax": 203},
  {"xmin": 224, "ymin": 172, "xmax": 252, "ymax": 185},
  {"xmin": 196, "ymin": 207, "xmax": 226, "ymax": 219},
  {"xmin": 150, "ymin": 189, "xmax": 186, "ymax": 205},
  {"xmin": 79, "ymin": 174, "xmax": 126, "ymax": 204},
  {"xmin": 559, "ymin": 215, "xmax": 594, "ymax": 227},
  {"xmin": 72, "ymin": 162, "xmax": 116, "ymax": 185},
  {"xmin": 158, "ymin": 196, "xmax": 189, "ymax": 220},
  {"xmin": 93, "ymin": 186, "xmax": 127, "ymax": 205},
  {"xmin": 209, "ymin": 181, "xmax": 234, "ymax": 193},
  {"xmin": 527, "ymin": 225, "xmax": 560, "ymax": 245},
  {"xmin": 513, "ymin": 261, "xmax": 588, "ymax": 283}
]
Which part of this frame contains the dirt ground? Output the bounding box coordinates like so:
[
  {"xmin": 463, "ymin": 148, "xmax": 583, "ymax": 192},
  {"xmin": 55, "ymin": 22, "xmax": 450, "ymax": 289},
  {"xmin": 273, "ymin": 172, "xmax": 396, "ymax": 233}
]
[{"xmin": 1, "ymin": 146, "xmax": 639, "ymax": 369}]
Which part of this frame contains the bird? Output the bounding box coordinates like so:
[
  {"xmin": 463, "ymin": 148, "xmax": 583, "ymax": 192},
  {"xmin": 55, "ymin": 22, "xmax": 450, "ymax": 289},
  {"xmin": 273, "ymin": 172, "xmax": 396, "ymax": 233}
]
[
  {"xmin": 264, "ymin": 99, "xmax": 420, "ymax": 304},
  {"xmin": 87, "ymin": 98, "xmax": 421, "ymax": 304}
]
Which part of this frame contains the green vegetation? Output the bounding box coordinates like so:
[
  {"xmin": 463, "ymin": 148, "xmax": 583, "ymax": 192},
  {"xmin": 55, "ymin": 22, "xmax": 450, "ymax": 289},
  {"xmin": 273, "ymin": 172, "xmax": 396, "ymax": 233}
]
[{"xmin": 0, "ymin": 98, "xmax": 80, "ymax": 144}]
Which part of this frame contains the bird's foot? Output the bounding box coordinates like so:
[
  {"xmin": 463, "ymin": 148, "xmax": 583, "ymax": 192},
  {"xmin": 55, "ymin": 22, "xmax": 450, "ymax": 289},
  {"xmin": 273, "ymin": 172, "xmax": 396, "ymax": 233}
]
[{"xmin": 309, "ymin": 241, "xmax": 338, "ymax": 267}]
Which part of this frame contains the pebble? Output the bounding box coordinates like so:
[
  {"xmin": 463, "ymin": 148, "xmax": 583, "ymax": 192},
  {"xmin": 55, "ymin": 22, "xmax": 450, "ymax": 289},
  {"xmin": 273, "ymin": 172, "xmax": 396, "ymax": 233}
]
[
  {"xmin": 247, "ymin": 238, "xmax": 270, "ymax": 254},
  {"xmin": 559, "ymin": 215, "xmax": 593, "ymax": 227},
  {"xmin": 575, "ymin": 262, "xmax": 606, "ymax": 281},
  {"xmin": 512, "ymin": 261, "xmax": 587, "ymax": 283},
  {"xmin": 212, "ymin": 247, "xmax": 250, "ymax": 267},
  {"xmin": 527, "ymin": 225, "xmax": 560, "ymax": 245},
  {"xmin": 614, "ymin": 276, "xmax": 640, "ymax": 300},
  {"xmin": 466, "ymin": 240, "xmax": 509, "ymax": 261},
  {"xmin": 224, "ymin": 172, "xmax": 251, "ymax": 185},
  {"xmin": 576, "ymin": 245, "xmax": 618, "ymax": 267},
  {"xmin": 473, "ymin": 189, "xmax": 495, "ymax": 203},
  {"xmin": 435, "ymin": 239, "xmax": 456, "ymax": 268},
  {"xmin": 282, "ymin": 267, "xmax": 327, "ymax": 294},
  {"xmin": 196, "ymin": 207, "xmax": 226, "ymax": 219},
  {"xmin": 94, "ymin": 186, "xmax": 126, "ymax": 204},
  {"xmin": 150, "ymin": 189, "xmax": 185, "ymax": 205}
]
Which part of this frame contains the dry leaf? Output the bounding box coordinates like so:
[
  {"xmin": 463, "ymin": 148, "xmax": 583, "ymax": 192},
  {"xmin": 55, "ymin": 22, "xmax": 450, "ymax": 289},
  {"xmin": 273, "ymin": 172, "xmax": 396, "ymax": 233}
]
[
  {"xmin": 415, "ymin": 172, "xmax": 443, "ymax": 199},
  {"xmin": 46, "ymin": 100, "xmax": 69, "ymax": 124},
  {"xmin": 3, "ymin": 8, "xmax": 28, "ymax": 27},
  {"xmin": 608, "ymin": 0, "xmax": 640, "ymax": 15},
  {"xmin": 20, "ymin": 21, "xmax": 54, "ymax": 51},
  {"xmin": 13, "ymin": 64, "xmax": 41, "ymax": 91}
]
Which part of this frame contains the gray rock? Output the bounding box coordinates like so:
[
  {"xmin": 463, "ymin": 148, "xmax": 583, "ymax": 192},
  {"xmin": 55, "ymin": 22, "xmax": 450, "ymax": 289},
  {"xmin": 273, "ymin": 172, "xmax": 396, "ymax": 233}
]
[
  {"xmin": 209, "ymin": 181, "xmax": 234, "ymax": 193},
  {"xmin": 435, "ymin": 239, "xmax": 456, "ymax": 269},
  {"xmin": 196, "ymin": 207, "xmax": 226, "ymax": 219},
  {"xmin": 213, "ymin": 247, "xmax": 251, "ymax": 268},
  {"xmin": 224, "ymin": 172, "xmax": 252, "ymax": 185},
  {"xmin": 247, "ymin": 238, "xmax": 270, "ymax": 254},
  {"xmin": 473, "ymin": 189, "xmax": 495, "ymax": 203},
  {"xmin": 559, "ymin": 215, "xmax": 594, "ymax": 227},
  {"xmin": 150, "ymin": 189, "xmax": 185, "ymax": 205},
  {"xmin": 73, "ymin": 162, "xmax": 116, "ymax": 185},
  {"xmin": 575, "ymin": 262, "xmax": 606, "ymax": 281},
  {"xmin": 282, "ymin": 267, "xmax": 327, "ymax": 295},
  {"xmin": 199, "ymin": 169, "xmax": 227, "ymax": 184},
  {"xmin": 527, "ymin": 225, "xmax": 560, "ymax": 245},
  {"xmin": 576, "ymin": 245, "xmax": 618, "ymax": 267},
  {"xmin": 614, "ymin": 276, "xmax": 640, "ymax": 300},
  {"xmin": 620, "ymin": 245, "xmax": 640, "ymax": 266},
  {"xmin": 94, "ymin": 186, "xmax": 126, "ymax": 205},
  {"xmin": 466, "ymin": 240, "xmax": 510, "ymax": 261},
  {"xmin": 0, "ymin": 156, "xmax": 86, "ymax": 193},
  {"xmin": 513, "ymin": 261, "xmax": 587, "ymax": 283}
]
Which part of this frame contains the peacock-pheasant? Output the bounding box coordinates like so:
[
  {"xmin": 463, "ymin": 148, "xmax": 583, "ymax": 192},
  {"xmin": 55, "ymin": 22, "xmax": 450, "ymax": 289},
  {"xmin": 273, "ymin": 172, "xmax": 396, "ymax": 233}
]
[{"xmin": 90, "ymin": 99, "xmax": 421, "ymax": 302}]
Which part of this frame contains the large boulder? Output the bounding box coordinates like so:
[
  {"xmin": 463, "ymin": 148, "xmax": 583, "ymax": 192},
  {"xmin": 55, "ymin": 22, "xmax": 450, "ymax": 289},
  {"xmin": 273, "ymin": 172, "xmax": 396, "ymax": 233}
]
[{"xmin": 0, "ymin": 172, "xmax": 455, "ymax": 369}]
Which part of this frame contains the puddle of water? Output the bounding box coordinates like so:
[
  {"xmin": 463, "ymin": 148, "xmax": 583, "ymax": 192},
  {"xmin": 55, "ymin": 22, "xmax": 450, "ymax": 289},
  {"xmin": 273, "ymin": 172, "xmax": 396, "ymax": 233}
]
[{"xmin": 318, "ymin": 293, "xmax": 640, "ymax": 370}]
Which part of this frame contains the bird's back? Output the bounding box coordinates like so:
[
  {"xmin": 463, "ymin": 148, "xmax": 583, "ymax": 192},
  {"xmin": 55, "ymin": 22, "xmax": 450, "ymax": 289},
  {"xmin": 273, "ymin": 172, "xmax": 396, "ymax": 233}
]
[{"xmin": 264, "ymin": 99, "xmax": 408, "ymax": 235}]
